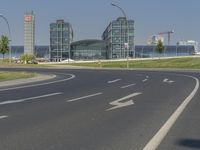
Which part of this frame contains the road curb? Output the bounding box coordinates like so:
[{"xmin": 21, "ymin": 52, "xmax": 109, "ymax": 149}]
[{"xmin": 0, "ymin": 74, "xmax": 56, "ymax": 87}]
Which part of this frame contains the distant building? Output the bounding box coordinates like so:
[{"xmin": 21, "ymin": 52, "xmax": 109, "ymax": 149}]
[
  {"xmin": 24, "ymin": 11, "xmax": 35, "ymax": 55},
  {"xmin": 50, "ymin": 20, "xmax": 73, "ymax": 62},
  {"xmin": 42, "ymin": 17, "xmax": 196, "ymax": 61},
  {"xmin": 102, "ymin": 17, "xmax": 135, "ymax": 59},
  {"xmin": 147, "ymin": 35, "xmax": 164, "ymax": 45},
  {"xmin": 177, "ymin": 40, "xmax": 199, "ymax": 53}
]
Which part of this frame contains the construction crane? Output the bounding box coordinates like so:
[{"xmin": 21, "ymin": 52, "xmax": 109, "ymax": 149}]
[{"xmin": 158, "ymin": 30, "xmax": 174, "ymax": 45}]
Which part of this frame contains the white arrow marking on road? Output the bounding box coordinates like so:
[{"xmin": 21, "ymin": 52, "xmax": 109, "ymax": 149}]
[
  {"xmin": 142, "ymin": 79, "xmax": 148, "ymax": 82},
  {"xmin": 107, "ymin": 92, "xmax": 142, "ymax": 111},
  {"xmin": 0, "ymin": 93, "xmax": 62, "ymax": 105},
  {"xmin": 142, "ymin": 75, "xmax": 150, "ymax": 82},
  {"xmin": 0, "ymin": 115, "xmax": 8, "ymax": 120},
  {"xmin": 163, "ymin": 78, "xmax": 174, "ymax": 83},
  {"xmin": 107, "ymin": 79, "xmax": 121, "ymax": 84}
]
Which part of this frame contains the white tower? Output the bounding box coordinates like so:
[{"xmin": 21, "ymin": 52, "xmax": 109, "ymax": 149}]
[{"xmin": 24, "ymin": 11, "xmax": 35, "ymax": 55}]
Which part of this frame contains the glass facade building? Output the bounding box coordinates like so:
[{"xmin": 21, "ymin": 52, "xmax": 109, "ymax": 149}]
[
  {"xmin": 135, "ymin": 45, "xmax": 195, "ymax": 58},
  {"xmin": 24, "ymin": 11, "xmax": 35, "ymax": 55},
  {"xmin": 0, "ymin": 45, "xmax": 194, "ymax": 60},
  {"xmin": 70, "ymin": 40, "xmax": 106, "ymax": 60},
  {"xmin": 0, "ymin": 46, "xmax": 49, "ymax": 59},
  {"xmin": 50, "ymin": 20, "xmax": 73, "ymax": 62},
  {"xmin": 102, "ymin": 17, "xmax": 135, "ymax": 59}
]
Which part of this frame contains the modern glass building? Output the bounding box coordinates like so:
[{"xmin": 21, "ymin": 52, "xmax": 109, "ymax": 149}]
[
  {"xmin": 50, "ymin": 20, "xmax": 73, "ymax": 62},
  {"xmin": 135, "ymin": 45, "xmax": 195, "ymax": 58},
  {"xmin": 70, "ymin": 40, "xmax": 107, "ymax": 60},
  {"xmin": 24, "ymin": 11, "xmax": 35, "ymax": 55},
  {"xmin": 0, "ymin": 45, "xmax": 195, "ymax": 60},
  {"xmin": 102, "ymin": 17, "xmax": 134, "ymax": 59},
  {"xmin": 69, "ymin": 44, "xmax": 195, "ymax": 60},
  {"xmin": 0, "ymin": 46, "xmax": 49, "ymax": 59}
]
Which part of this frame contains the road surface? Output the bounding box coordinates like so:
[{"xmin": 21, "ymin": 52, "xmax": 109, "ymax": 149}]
[{"xmin": 0, "ymin": 68, "xmax": 200, "ymax": 150}]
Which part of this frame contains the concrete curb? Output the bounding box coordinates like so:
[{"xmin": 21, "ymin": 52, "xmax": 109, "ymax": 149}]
[
  {"xmin": 42, "ymin": 64, "xmax": 200, "ymax": 73},
  {"xmin": 0, "ymin": 74, "xmax": 56, "ymax": 87}
]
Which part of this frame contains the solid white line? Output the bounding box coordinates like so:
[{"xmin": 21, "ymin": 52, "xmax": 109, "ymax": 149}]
[
  {"xmin": 0, "ymin": 74, "xmax": 75, "ymax": 92},
  {"xmin": 143, "ymin": 75, "xmax": 199, "ymax": 150},
  {"xmin": 67, "ymin": 93, "xmax": 102, "ymax": 102},
  {"xmin": 121, "ymin": 83, "xmax": 136, "ymax": 89},
  {"xmin": 0, "ymin": 93, "xmax": 62, "ymax": 105},
  {"xmin": 107, "ymin": 79, "xmax": 121, "ymax": 84},
  {"xmin": 0, "ymin": 115, "xmax": 8, "ymax": 119}
]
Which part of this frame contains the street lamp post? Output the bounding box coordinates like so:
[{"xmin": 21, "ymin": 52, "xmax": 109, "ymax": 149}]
[
  {"xmin": 111, "ymin": 3, "xmax": 127, "ymax": 21},
  {"xmin": 0, "ymin": 14, "xmax": 11, "ymax": 63}
]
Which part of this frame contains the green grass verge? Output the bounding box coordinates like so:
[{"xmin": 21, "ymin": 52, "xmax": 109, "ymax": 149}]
[
  {"xmin": 0, "ymin": 71, "xmax": 37, "ymax": 82},
  {"xmin": 1, "ymin": 57, "xmax": 200, "ymax": 69},
  {"xmin": 0, "ymin": 63, "xmax": 47, "ymax": 68},
  {"xmin": 65, "ymin": 57, "xmax": 200, "ymax": 69}
]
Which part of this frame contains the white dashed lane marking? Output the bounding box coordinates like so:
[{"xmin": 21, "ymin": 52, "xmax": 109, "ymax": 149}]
[
  {"xmin": 0, "ymin": 116, "xmax": 8, "ymax": 120},
  {"xmin": 107, "ymin": 79, "xmax": 121, "ymax": 84},
  {"xmin": 67, "ymin": 93, "xmax": 103, "ymax": 102},
  {"xmin": 121, "ymin": 83, "xmax": 136, "ymax": 89},
  {"xmin": 0, "ymin": 93, "xmax": 62, "ymax": 105}
]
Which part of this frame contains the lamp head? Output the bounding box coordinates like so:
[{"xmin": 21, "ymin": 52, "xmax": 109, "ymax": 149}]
[{"xmin": 111, "ymin": 3, "xmax": 116, "ymax": 6}]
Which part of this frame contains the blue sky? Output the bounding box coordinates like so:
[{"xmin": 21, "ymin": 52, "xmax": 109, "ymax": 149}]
[{"xmin": 0, "ymin": 0, "xmax": 199, "ymax": 45}]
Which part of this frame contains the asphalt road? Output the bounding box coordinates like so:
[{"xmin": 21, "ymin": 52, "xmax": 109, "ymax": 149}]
[{"xmin": 0, "ymin": 68, "xmax": 200, "ymax": 150}]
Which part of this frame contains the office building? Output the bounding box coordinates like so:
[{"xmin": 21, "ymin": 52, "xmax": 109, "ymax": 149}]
[
  {"xmin": 24, "ymin": 11, "xmax": 35, "ymax": 55},
  {"xmin": 50, "ymin": 20, "xmax": 73, "ymax": 62},
  {"xmin": 102, "ymin": 17, "xmax": 135, "ymax": 59}
]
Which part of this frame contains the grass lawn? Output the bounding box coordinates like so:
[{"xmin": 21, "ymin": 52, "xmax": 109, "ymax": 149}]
[
  {"xmin": 1, "ymin": 57, "xmax": 200, "ymax": 70},
  {"xmin": 0, "ymin": 71, "xmax": 37, "ymax": 82},
  {"xmin": 64, "ymin": 57, "xmax": 200, "ymax": 69}
]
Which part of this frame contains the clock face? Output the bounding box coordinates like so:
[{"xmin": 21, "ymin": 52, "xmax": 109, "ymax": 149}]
[{"xmin": 24, "ymin": 15, "xmax": 32, "ymax": 22}]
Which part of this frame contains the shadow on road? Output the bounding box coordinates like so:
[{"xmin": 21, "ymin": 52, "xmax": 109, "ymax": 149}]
[{"xmin": 178, "ymin": 139, "xmax": 200, "ymax": 149}]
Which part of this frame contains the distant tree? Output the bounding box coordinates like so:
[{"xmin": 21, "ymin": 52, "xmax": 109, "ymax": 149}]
[
  {"xmin": 156, "ymin": 40, "xmax": 164, "ymax": 57},
  {"xmin": 0, "ymin": 35, "xmax": 10, "ymax": 59},
  {"xmin": 156, "ymin": 40, "xmax": 165, "ymax": 57},
  {"xmin": 20, "ymin": 54, "xmax": 36, "ymax": 64}
]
